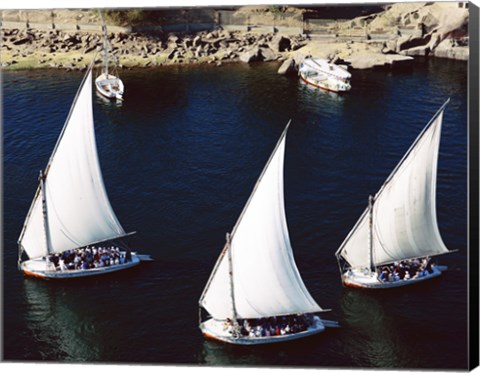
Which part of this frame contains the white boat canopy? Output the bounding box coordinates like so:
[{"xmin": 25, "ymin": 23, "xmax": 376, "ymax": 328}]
[
  {"xmin": 98, "ymin": 78, "xmax": 122, "ymax": 86},
  {"xmin": 200, "ymin": 122, "xmax": 323, "ymax": 320},
  {"xmin": 336, "ymin": 101, "xmax": 451, "ymax": 269},
  {"xmin": 18, "ymin": 69, "xmax": 128, "ymax": 260},
  {"xmin": 303, "ymin": 58, "xmax": 351, "ymax": 80}
]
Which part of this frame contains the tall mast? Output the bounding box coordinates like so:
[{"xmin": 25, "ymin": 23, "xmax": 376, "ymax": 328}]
[
  {"xmin": 104, "ymin": 27, "xmax": 109, "ymax": 76},
  {"xmin": 99, "ymin": 11, "xmax": 108, "ymax": 76},
  {"xmin": 39, "ymin": 170, "xmax": 53, "ymax": 256},
  {"xmin": 226, "ymin": 232, "xmax": 238, "ymax": 323},
  {"xmin": 368, "ymin": 195, "xmax": 374, "ymax": 272}
]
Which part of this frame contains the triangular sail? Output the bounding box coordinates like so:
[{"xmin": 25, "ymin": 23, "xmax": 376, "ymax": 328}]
[
  {"xmin": 337, "ymin": 102, "xmax": 450, "ymax": 269},
  {"xmin": 201, "ymin": 124, "xmax": 322, "ymax": 320},
  {"xmin": 18, "ymin": 70, "xmax": 127, "ymax": 259}
]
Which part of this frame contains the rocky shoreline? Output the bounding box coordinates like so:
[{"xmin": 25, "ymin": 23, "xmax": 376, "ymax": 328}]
[
  {"xmin": 1, "ymin": 27, "xmax": 313, "ymax": 70},
  {"xmin": 1, "ymin": 3, "xmax": 469, "ymax": 72}
]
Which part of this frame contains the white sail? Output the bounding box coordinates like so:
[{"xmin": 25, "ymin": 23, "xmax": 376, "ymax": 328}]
[
  {"xmin": 201, "ymin": 125, "xmax": 323, "ymax": 320},
  {"xmin": 200, "ymin": 248, "xmax": 235, "ymax": 320},
  {"xmin": 18, "ymin": 70, "xmax": 127, "ymax": 259},
  {"xmin": 18, "ymin": 190, "xmax": 48, "ymax": 259},
  {"xmin": 336, "ymin": 207, "xmax": 371, "ymax": 269},
  {"xmin": 338, "ymin": 105, "xmax": 449, "ymax": 268}
]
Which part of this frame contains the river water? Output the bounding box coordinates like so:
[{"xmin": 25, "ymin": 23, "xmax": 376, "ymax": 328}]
[{"xmin": 2, "ymin": 58, "xmax": 468, "ymax": 369}]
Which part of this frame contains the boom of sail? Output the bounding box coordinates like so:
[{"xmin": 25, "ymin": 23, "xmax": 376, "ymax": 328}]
[
  {"xmin": 336, "ymin": 100, "xmax": 451, "ymax": 269},
  {"xmin": 200, "ymin": 122, "xmax": 323, "ymax": 321},
  {"xmin": 18, "ymin": 69, "xmax": 130, "ymax": 261}
]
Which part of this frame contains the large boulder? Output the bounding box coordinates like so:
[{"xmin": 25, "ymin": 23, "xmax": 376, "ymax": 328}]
[
  {"xmin": 385, "ymin": 54, "xmax": 415, "ymax": 67},
  {"xmin": 432, "ymin": 38, "xmax": 469, "ymax": 60},
  {"xmin": 193, "ymin": 35, "xmax": 203, "ymax": 47},
  {"xmin": 396, "ymin": 34, "xmax": 431, "ymax": 53},
  {"xmin": 382, "ymin": 40, "xmax": 397, "ymax": 54},
  {"xmin": 268, "ymin": 35, "xmax": 291, "ymax": 52},
  {"xmin": 401, "ymin": 45, "xmax": 430, "ymax": 57},
  {"xmin": 259, "ymin": 46, "xmax": 277, "ymax": 61},
  {"xmin": 239, "ymin": 46, "xmax": 262, "ymax": 63},
  {"xmin": 12, "ymin": 36, "xmax": 31, "ymax": 45},
  {"xmin": 345, "ymin": 51, "xmax": 414, "ymax": 69},
  {"xmin": 277, "ymin": 57, "xmax": 296, "ymax": 75}
]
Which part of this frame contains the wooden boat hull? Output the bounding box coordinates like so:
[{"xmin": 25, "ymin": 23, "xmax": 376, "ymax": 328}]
[
  {"xmin": 21, "ymin": 254, "xmax": 141, "ymax": 279},
  {"xmin": 95, "ymin": 73, "xmax": 124, "ymax": 100},
  {"xmin": 342, "ymin": 266, "xmax": 444, "ymax": 289},
  {"xmin": 200, "ymin": 316, "xmax": 325, "ymax": 345}
]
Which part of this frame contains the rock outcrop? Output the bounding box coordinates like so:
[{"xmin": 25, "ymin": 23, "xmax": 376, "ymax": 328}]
[
  {"xmin": 0, "ymin": 3, "xmax": 470, "ymax": 70},
  {"xmin": 364, "ymin": 2, "xmax": 468, "ymax": 58},
  {"xmin": 1, "ymin": 24, "xmax": 310, "ymax": 69},
  {"xmin": 277, "ymin": 57, "xmax": 296, "ymax": 75}
]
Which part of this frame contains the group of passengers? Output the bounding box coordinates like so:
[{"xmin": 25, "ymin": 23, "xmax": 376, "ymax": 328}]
[
  {"xmin": 223, "ymin": 314, "xmax": 314, "ymax": 338},
  {"xmin": 47, "ymin": 246, "xmax": 132, "ymax": 271},
  {"xmin": 377, "ymin": 257, "xmax": 434, "ymax": 282}
]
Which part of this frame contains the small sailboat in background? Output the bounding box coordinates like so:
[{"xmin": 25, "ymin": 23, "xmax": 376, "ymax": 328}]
[
  {"xmin": 18, "ymin": 66, "xmax": 150, "ymax": 279},
  {"xmin": 199, "ymin": 121, "xmax": 337, "ymax": 345},
  {"xmin": 95, "ymin": 12, "xmax": 124, "ymax": 101},
  {"xmin": 335, "ymin": 99, "xmax": 454, "ymax": 289},
  {"xmin": 299, "ymin": 57, "xmax": 351, "ymax": 93}
]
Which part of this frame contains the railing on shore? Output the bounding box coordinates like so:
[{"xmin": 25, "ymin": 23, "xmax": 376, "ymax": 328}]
[
  {"xmin": 0, "ymin": 8, "xmax": 423, "ymax": 40},
  {"xmin": 0, "ymin": 20, "xmax": 131, "ymax": 33}
]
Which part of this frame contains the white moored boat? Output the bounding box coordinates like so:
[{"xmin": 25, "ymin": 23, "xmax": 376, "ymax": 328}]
[
  {"xmin": 299, "ymin": 57, "xmax": 351, "ymax": 93},
  {"xmin": 17, "ymin": 66, "xmax": 150, "ymax": 279},
  {"xmin": 198, "ymin": 121, "xmax": 337, "ymax": 345},
  {"xmin": 95, "ymin": 73, "xmax": 124, "ymax": 101},
  {"xmin": 95, "ymin": 17, "xmax": 124, "ymax": 101},
  {"xmin": 335, "ymin": 100, "xmax": 454, "ymax": 289}
]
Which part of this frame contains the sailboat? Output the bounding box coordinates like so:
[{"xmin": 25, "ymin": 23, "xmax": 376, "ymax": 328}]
[
  {"xmin": 198, "ymin": 122, "xmax": 334, "ymax": 345},
  {"xmin": 17, "ymin": 66, "xmax": 149, "ymax": 279},
  {"xmin": 95, "ymin": 15, "xmax": 124, "ymax": 101},
  {"xmin": 299, "ymin": 57, "xmax": 352, "ymax": 93},
  {"xmin": 335, "ymin": 100, "xmax": 453, "ymax": 289}
]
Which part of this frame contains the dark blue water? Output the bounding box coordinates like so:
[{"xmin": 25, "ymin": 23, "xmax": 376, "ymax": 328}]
[{"xmin": 2, "ymin": 58, "xmax": 468, "ymax": 368}]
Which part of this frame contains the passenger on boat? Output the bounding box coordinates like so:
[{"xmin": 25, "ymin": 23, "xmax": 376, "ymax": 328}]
[
  {"xmin": 225, "ymin": 314, "xmax": 312, "ymax": 338},
  {"xmin": 48, "ymin": 245, "xmax": 129, "ymax": 271},
  {"xmin": 375, "ymin": 256, "xmax": 434, "ymax": 282},
  {"xmin": 58, "ymin": 258, "xmax": 68, "ymax": 271},
  {"xmin": 426, "ymin": 258, "xmax": 433, "ymax": 274},
  {"xmin": 125, "ymin": 248, "xmax": 132, "ymax": 263}
]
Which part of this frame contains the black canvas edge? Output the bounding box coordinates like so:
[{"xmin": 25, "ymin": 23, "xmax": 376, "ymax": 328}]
[{"xmin": 469, "ymin": 0, "xmax": 480, "ymax": 370}]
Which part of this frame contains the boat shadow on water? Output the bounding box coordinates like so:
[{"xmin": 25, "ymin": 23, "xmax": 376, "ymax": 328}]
[
  {"xmin": 19, "ymin": 261, "xmax": 157, "ymax": 362},
  {"xmin": 337, "ymin": 274, "xmax": 449, "ymax": 369},
  {"xmin": 20, "ymin": 275, "xmax": 137, "ymax": 361},
  {"xmin": 95, "ymin": 91, "xmax": 123, "ymax": 108},
  {"xmin": 299, "ymin": 79, "xmax": 347, "ymax": 101}
]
